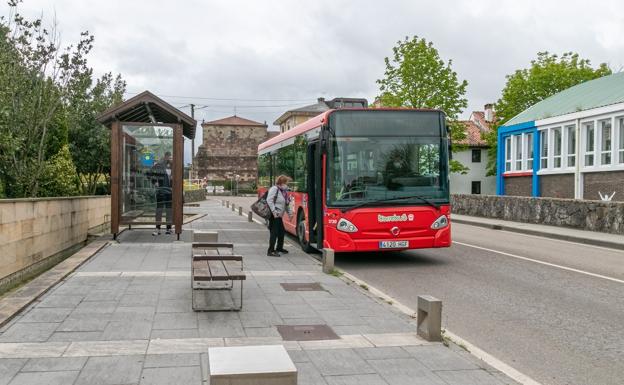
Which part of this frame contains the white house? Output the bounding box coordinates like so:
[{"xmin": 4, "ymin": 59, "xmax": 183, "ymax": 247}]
[{"xmin": 450, "ymin": 105, "xmax": 496, "ymax": 195}]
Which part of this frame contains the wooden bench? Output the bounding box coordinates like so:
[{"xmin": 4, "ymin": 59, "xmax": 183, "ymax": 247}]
[{"xmin": 191, "ymin": 242, "xmax": 245, "ymax": 311}]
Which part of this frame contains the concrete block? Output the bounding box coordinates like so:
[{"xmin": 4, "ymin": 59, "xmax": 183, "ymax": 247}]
[
  {"xmin": 226, "ymin": 201, "xmax": 230, "ymax": 208},
  {"xmin": 322, "ymin": 248, "xmax": 335, "ymax": 274},
  {"xmin": 417, "ymin": 295, "xmax": 442, "ymax": 342},
  {"xmin": 248, "ymin": 211, "xmax": 253, "ymax": 222},
  {"xmin": 209, "ymin": 345, "xmax": 297, "ymax": 385},
  {"xmin": 231, "ymin": 204, "xmax": 236, "ymax": 212},
  {"xmin": 0, "ymin": 201, "xmax": 16, "ymax": 224},
  {"xmin": 238, "ymin": 206, "xmax": 243, "ymax": 216},
  {"xmin": 193, "ymin": 231, "xmax": 218, "ymax": 243}
]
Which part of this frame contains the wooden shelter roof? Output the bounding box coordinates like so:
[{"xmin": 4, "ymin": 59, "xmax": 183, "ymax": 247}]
[{"xmin": 97, "ymin": 90, "xmax": 197, "ymax": 139}]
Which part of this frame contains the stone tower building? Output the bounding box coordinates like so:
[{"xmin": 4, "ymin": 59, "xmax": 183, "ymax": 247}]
[{"xmin": 193, "ymin": 116, "xmax": 276, "ymax": 187}]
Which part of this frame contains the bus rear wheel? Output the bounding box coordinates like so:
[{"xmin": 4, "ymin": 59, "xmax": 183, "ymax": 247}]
[{"xmin": 297, "ymin": 213, "xmax": 314, "ymax": 253}]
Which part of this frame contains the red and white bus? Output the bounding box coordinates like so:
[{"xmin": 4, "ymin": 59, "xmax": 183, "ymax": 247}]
[{"xmin": 257, "ymin": 108, "xmax": 451, "ymax": 253}]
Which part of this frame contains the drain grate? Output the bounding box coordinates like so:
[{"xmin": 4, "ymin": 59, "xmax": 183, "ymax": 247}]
[
  {"xmin": 280, "ymin": 282, "xmax": 325, "ymax": 292},
  {"xmin": 276, "ymin": 324, "xmax": 340, "ymax": 341}
]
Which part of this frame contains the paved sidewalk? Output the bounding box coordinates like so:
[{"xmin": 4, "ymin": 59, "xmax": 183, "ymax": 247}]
[
  {"xmin": 453, "ymin": 214, "xmax": 624, "ymax": 250},
  {"xmin": 0, "ymin": 200, "xmax": 519, "ymax": 385}
]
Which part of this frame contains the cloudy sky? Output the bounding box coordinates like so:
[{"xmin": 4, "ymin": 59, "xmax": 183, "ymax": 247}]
[{"xmin": 4, "ymin": 0, "xmax": 624, "ymax": 162}]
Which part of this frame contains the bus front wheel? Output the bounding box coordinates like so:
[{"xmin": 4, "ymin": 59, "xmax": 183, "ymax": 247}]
[{"xmin": 297, "ymin": 213, "xmax": 314, "ymax": 253}]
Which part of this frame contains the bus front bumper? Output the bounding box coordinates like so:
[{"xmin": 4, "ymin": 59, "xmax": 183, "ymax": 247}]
[{"xmin": 328, "ymin": 226, "xmax": 451, "ymax": 252}]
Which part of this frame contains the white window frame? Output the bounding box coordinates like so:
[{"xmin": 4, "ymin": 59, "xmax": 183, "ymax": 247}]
[
  {"xmin": 598, "ymin": 117, "xmax": 613, "ymax": 166},
  {"xmin": 618, "ymin": 116, "xmax": 624, "ymax": 165},
  {"xmin": 564, "ymin": 124, "xmax": 576, "ymax": 168},
  {"xmin": 504, "ymin": 136, "xmax": 512, "ymax": 172},
  {"xmin": 525, "ymin": 132, "xmax": 534, "ymax": 171},
  {"xmin": 540, "ymin": 129, "xmax": 549, "ymax": 170},
  {"xmin": 582, "ymin": 120, "xmax": 596, "ymax": 167},
  {"xmin": 551, "ymin": 126, "xmax": 562, "ymax": 169},
  {"xmin": 513, "ymin": 134, "xmax": 523, "ymax": 171}
]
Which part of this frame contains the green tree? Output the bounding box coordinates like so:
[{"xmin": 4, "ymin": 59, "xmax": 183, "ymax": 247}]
[
  {"xmin": 0, "ymin": 1, "xmax": 94, "ymax": 197},
  {"xmin": 38, "ymin": 144, "xmax": 80, "ymax": 197},
  {"xmin": 67, "ymin": 72, "xmax": 126, "ymax": 195},
  {"xmin": 0, "ymin": 1, "xmax": 125, "ymax": 197},
  {"xmin": 485, "ymin": 52, "xmax": 611, "ymax": 175},
  {"xmin": 376, "ymin": 36, "xmax": 469, "ymax": 174}
]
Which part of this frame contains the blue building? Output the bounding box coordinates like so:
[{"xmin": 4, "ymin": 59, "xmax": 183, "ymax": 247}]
[{"xmin": 497, "ymin": 72, "xmax": 624, "ymax": 201}]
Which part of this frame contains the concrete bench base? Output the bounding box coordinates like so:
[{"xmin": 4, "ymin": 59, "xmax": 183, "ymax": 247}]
[
  {"xmin": 192, "ymin": 230, "xmax": 218, "ymax": 243},
  {"xmin": 209, "ymin": 345, "xmax": 297, "ymax": 385}
]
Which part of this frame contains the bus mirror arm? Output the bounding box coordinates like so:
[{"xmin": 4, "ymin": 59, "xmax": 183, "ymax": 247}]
[{"xmin": 448, "ymin": 138, "xmax": 453, "ymax": 160}]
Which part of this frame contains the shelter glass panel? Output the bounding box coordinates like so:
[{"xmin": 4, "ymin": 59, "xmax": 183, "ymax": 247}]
[{"xmin": 121, "ymin": 125, "xmax": 175, "ymax": 225}]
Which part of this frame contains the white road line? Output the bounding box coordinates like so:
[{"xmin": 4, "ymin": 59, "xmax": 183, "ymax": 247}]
[
  {"xmin": 454, "ymin": 222, "xmax": 623, "ymax": 252},
  {"xmin": 454, "ymin": 241, "xmax": 624, "ymax": 284}
]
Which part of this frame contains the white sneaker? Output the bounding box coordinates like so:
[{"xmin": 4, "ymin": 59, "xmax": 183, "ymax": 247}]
[{"xmin": 152, "ymin": 230, "xmax": 161, "ymax": 236}]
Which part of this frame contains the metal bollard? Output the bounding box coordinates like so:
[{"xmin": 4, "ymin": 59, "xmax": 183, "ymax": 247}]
[
  {"xmin": 248, "ymin": 211, "xmax": 253, "ymax": 222},
  {"xmin": 231, "ymin": 204, "xmax": 236, "ymax": 212},
  {"xmin": 322, "ymin": 248, "xmax": 335, "ymax": 274},
  {"xmin": 238, "ymin": 206, "xmax": 243, "ymax": 216},
  {"xmin": 226, "ymin": 201, "xmax": 230, "ymax": 208},
  {"xmin": 417, "ymin": 295, "xmax": 442, "ymax": 342}
]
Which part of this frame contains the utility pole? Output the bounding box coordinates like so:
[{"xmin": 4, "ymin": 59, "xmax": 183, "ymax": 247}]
[{"xmin": 190, "ymin": 104, "xmax": 195, "ymax": 183}]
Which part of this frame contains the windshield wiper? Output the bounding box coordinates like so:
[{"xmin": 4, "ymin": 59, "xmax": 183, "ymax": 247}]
[{"xmin": 341, "ymin": 195, "xmax": 439, "ymax": 213}]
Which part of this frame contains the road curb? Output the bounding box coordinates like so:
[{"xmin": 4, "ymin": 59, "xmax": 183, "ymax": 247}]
[
  {"xmin": 336, "ymin": 270, "xmax": 543, "ymax": 385},
  {"xmin": 218, "ymin": 198, "xmax": 541, "ymax": 384},
  {"xmin": 453, "ymin": 217, "xmax": 624, "ymax": 250}
]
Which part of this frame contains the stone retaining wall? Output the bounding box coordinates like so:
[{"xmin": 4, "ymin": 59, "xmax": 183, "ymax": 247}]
[
  {"xmin": 184, "ymin": 189, "xmax": 206, "ymax": 203},
  {"xmin": 451, "ymin": 194, "xmax": 624, "ymax": 234},
  {"xmin": 0, "ymin": 196, "xmax": 110, "ymax": 283}
]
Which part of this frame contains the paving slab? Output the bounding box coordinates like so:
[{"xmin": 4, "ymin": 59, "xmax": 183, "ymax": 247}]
[{"xmin": 0, "ymin": 199, "xmax": 518, "ymax": 385}]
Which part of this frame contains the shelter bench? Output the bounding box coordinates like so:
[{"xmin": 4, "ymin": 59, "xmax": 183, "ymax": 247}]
[{"xmin": 191, "ymin": 242, "xmax": 245, "ymax": 311}]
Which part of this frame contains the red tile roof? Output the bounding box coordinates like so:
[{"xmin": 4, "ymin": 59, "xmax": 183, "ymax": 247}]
[
  {"xmin": 454, "ymin": 110, "xmax": 495, "ymax": 147},
  {"xmin": 203, "ymin": 115, "xmax": 266, "ymax": 127}
]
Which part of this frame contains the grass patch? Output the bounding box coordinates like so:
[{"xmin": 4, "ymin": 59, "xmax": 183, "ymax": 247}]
[
  {"xmin": 328, "ymin": 268, "xmax": 343, "ymax": 277},
  {"xmin": 359, "ymin": 283, "xmax": 369, "ymax": 291}
]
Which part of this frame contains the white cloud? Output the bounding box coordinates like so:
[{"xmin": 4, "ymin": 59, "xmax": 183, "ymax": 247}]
[{"xmin": 3, "ymin": 0, "xmax": 624, "ymax": 162}]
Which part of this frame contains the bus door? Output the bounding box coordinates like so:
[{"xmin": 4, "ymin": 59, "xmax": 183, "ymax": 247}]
[{"xmin": 306, "ymin": 141, "xmax": 323, "ymax": 249}]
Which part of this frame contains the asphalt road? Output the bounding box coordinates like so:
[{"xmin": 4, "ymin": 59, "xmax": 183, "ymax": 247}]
[
  {"xmin": 336, "ymin": 224, "xmax": 624, "ymax": 385},
  {"xmin": 216, "ymin": 197, "xmax": 624, "ymax": 385}
]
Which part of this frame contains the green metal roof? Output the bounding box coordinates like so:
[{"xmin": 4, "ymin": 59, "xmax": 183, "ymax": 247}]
[{"xmin": 505, "ymin": 72, "xmax": 624, "ymax": 126}]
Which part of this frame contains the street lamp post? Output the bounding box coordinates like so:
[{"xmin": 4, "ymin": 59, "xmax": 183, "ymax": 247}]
[{"xmin": 235, "ymin": 174, "xmax": 240, "ymax": 196}]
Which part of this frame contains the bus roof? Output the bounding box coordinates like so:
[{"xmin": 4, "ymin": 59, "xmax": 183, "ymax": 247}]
[{"xmin": 258, "ymin": 107, "xmax": 443, "ymax": 152}]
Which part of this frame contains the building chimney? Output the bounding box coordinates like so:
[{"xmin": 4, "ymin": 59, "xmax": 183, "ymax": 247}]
[{"xmin": 484, "ymin": 104, "xmax": 494, "ymax": 122}]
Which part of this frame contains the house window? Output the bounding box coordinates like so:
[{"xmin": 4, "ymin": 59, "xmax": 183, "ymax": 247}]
[
  {"xmin": 566, "ymin": 125, "xmax": 576, "ymax": 167},
  {"xmin": 526, "ymin": 133, "xmax": 533, "ymax": 170},
  {"xmin": 505, "ymin": 137, "xmax": 511, "ymax": 172},
  {"xmin": 471, "ymin": 181, "xmax": 481, "ymax": 194},
  {"xmin": 552, "ymin": 127, "xmax": 562, "ymax": 168},
  {"xmin": 472, "ymin": 149, "xmax": 481, "ymax": 163},
  {"xmin": 599, "ymin": 119, "xmax": 612, "ymax": 165},
  {"xmin": 540, "ymin": 130, "xmax": 548, "ymax": 169},
  {"xmin": 514, "ymin": 135, "xmax": 522, "ymax": 171},
  {"xmin": 584, "ymin": 121, "xmax": 595, "ymax": 166},
  {"xmin": 619, "ymin": 117, "xmax": 624, "ymax": 164}
]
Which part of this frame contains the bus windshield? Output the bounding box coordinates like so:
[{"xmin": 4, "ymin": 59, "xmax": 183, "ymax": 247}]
[{"xmin": 328, "ymin": 111, "xmax": 449, "ymax": 207}]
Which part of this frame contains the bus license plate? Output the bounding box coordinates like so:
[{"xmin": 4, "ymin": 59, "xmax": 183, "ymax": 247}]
[{"xmin": 379, "ymin": 240, "xmax": 409, "ymax": 249}]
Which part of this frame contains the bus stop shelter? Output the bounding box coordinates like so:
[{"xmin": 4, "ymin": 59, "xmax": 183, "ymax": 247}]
[{"xmin": 97, "ymin": 91, "xmax": 196, "ymax": 240}]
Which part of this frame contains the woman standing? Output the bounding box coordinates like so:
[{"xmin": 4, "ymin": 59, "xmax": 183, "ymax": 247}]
[{"xmin": 266, "ymin": 175, "xmax": 291, "ymax": 257}]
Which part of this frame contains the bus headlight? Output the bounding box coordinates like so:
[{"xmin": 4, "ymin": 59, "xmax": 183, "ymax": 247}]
[
  {"xmin": 430, "ymin": 215, "xmax": 449, "ymax": 230},
  {"xmin": 337, "ymin": 218, "xmax": 358, "ymax": 233}
]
